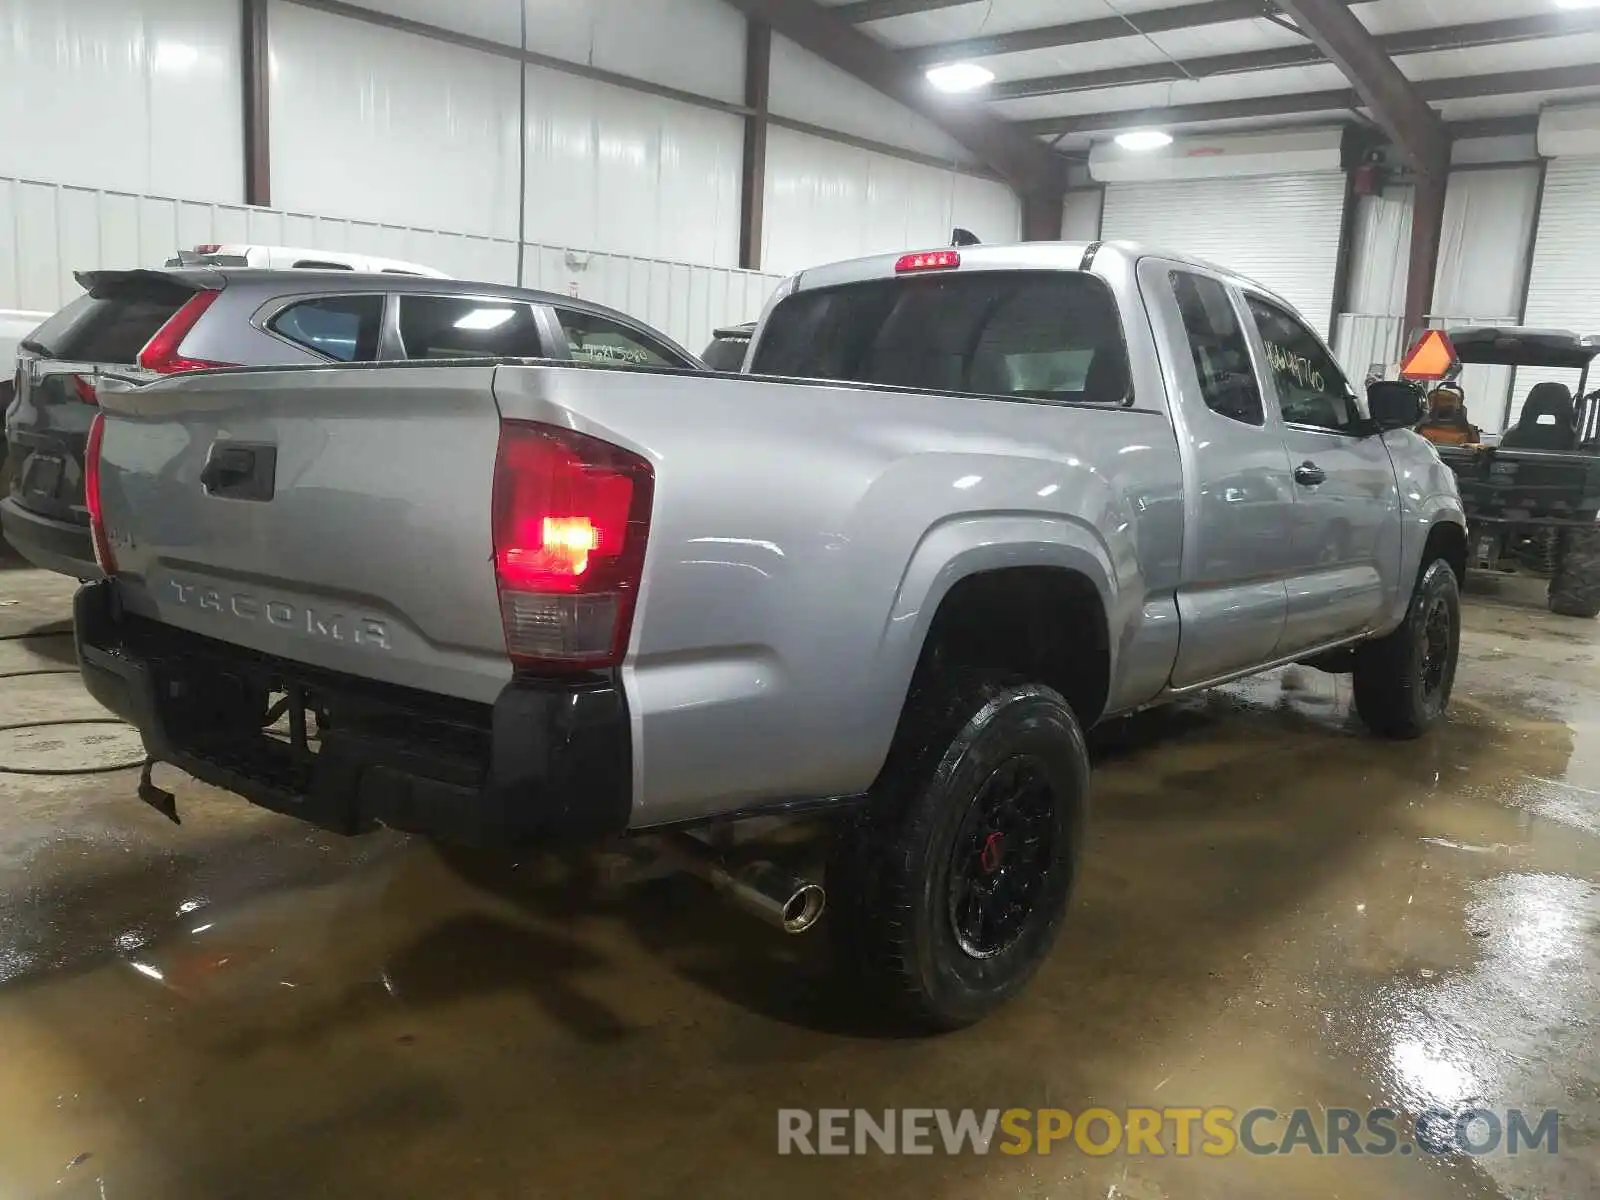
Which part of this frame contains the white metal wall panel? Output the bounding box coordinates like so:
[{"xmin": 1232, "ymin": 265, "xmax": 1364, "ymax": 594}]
[
  {"xmin": 1333, "ymin": 185, "xmax": 1412, "ymax": 388},
  {"xmin": 1103, "ymin": 174, "xmax": 1347, "ymax": 338},
  {"xmin": 0, "ymin": 0, "xmax": 242, "ymax": 203},
  {"xmin": 1062, "ymin": 189, "xmax": 1104, "ymax": 242},
  {"xmin": 0, "ymin": 175, "xmax": 520, "ymax": 313},
  {"xmin": 0, "ymin": 173, "xmax": 776, "ymax": 360},
  {"xmin": 520, "ymin": 0, "xmax": 746, "ymax": 105},
  {"xmin": 1435, "ymin": 166, "xmax": 1541, "ymax": 432},
  {"xmin": 769, "ymin": 35, "xmax": 975, "ymax": 164},
  {"xmin": 523, "ymin": 65, "xmax": 744, "ymax": 268},
  {"xmin": 763, "ymin": 126, "xmax": 1019, "ymax": 277},
  {"xmin": 1516, "ymin": 159, "xmax": 1600, "ymax": 428},
  {"xmin": 337, "ymin": 0, "xmax": 522, "ymax": 46},
  {"xmin": 520, "ymin": 244, "xmax": 781, "ymax": 357},
  {"xmin": 269, "ymin": 3, "xmax": 522, "ymax": 240}
]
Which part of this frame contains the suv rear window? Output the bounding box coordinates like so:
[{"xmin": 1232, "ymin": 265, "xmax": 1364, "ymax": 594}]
[
  {"xmin": 751, "ymin": 271, "xmax": 1130, "ymax": 403},
  {"xmin": 27, "ymin": 279, "xmax": 195, "ymax": 363}
]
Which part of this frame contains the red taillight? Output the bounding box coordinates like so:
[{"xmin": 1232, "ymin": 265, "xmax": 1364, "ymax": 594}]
[
  {"xmin": 492, "ymin": 421, "xmax": 654, "ymax": 671},
  {"xmin": 895, "ymin": 249, "xmax": 960, "ymax": 273},
  {"xmin": 137, "ymin": 290, "xmax": 236, "ymax": 374},
  {"xmin": 194, "ymin": 244, "xmax": 221, "ymax": 254},
  {"xmin": 70, "ymin": 374, "xmax": 98, "ymax": 405},
  {"xmin": 85, "ymin": 411, "xmax": 116, "ymax": 575}
]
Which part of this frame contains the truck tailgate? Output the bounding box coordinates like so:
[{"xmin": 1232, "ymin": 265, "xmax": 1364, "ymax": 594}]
[{"xmin": 93, "ymin": 364, "xmax": 510, "ymax": 704}]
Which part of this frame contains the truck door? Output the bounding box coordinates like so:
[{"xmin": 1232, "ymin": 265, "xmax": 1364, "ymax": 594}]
[
  {"xmin": 1145, "ymin": 264, "xmax": 1298, "ymax": 688},
  {"xmin": 1242, "ymin": 293, "xmax": 1401, "ymax": 653}
]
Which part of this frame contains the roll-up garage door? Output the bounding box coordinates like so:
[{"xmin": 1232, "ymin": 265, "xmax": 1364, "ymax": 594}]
[
  {"xmin": 1513, "ymin": 158, "xmax": 1600, "ymax": 427},
  {"xmin": 1101, "ymin": 173, "xmax": 1347, "ymax": 338}
]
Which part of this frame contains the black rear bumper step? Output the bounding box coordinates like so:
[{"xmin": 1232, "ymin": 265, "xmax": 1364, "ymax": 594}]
[{"xmin": 74, "ymin": 580, "xmax": 633, "ymax": 847}]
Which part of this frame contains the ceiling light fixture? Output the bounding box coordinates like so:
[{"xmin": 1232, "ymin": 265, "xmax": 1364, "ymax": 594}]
[
  {"xmin": 1114, "ymin": 129, "xmax": 1175, "ymax": 151},
  {"xmin": 926, "ymin": 62, "xmax": 994, "ymax": 93}
]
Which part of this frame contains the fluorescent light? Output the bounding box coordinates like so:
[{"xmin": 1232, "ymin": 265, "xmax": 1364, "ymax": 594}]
[
  {"xmin": 454, "ymin": 308, "xmax": 515, "ymax": 331},
  {"xmin": 1556, "ymin": 1, "xmax": 1600, "ymax": 8},
  {"xmin": 926, "ymin": 62, "xmax": 994, "ymax": 93},
  {"xmin": 1115, "ymin": 129, "xmax": 1174, "ymax": 152}
]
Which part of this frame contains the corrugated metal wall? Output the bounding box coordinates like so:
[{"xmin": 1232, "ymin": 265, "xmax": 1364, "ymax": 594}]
[
  {"xmin": 0, "ymin": 0, "xmax": 244, "ymax": 203},
  {"xmin": 1518, "ymin": 158, "xmax": 1600, "ymax": 426},
  {"xmin": 1333, "ymin": 167, "xmax": 1539, "ymax": 433},
  {"xmin": 1103, "ymin": 173, "xmax": 1348, "ymax": 339},
  {"xmin": 0, "ymin": 175, "xmax": 781, "ymax": 355},
  {"xmin": 0, "ymin": 0, "xmax": 1017, "ymax": 358},
  {"xmin": 762, "ymin": 126, "xmax": 1020, "ymax": 277}
]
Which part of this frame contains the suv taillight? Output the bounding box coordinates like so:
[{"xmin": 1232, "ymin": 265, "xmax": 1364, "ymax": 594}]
[
  {"xmin": 137, "ymin": 289, "xmax": 236, "ymax": 374},
  {"xmin": 85, "ymin": 411, "xmax": 116, "ymax": 574},
  {"xmin": 492, "ymin": 421, "xmax": 654, "ymax": 671}
]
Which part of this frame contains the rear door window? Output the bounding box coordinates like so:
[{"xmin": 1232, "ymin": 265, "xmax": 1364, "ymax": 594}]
[
  {"xmin": 267, "ymin": 295, "xmax": 384, "ymax": 362},
  {"xmin": 751, "ymin": 271, "xmax": 1130, "ymax": 403},
  {"xmin": 27, "ymin": 280, "xmax": 196, "ymax": 363},
  {"xmin": 396, "ymin": 296, "xmax": 544, "ymax": 359}
]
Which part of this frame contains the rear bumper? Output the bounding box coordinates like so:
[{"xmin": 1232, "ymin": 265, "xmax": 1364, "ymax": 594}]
[
  {"xmin": 74, "ymin": 580, "xmax": 633, "ymax": 846},
  {"xmin": 1, "ymin": 497, "xmax": 100, "ymax": 579}
]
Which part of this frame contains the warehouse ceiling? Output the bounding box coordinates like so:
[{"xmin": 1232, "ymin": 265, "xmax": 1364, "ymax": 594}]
[{"xmin": 819, "ymin": 0, "xmax": 1600, "ymax": 151}]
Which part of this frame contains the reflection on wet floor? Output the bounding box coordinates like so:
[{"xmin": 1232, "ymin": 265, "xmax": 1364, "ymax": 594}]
[{"xmin": 0, "ymin": 568, "xmax": 1597, "ymax": 1198}]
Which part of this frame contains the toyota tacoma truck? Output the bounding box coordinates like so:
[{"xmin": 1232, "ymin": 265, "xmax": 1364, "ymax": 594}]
[{"xmin": 73, "ymin": 241, "xmax": 1466, "ymax": 1030}]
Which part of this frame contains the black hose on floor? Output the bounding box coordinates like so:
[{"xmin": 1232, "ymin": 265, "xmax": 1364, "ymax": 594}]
[{"xmin": 0, "ymin": 717, "xmax": 145, "ymax": 775}]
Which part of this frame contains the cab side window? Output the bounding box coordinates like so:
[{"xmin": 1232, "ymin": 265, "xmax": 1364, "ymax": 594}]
[
  {"xmin": 1170, "ymin": 271, "xmax": 1263, "ymax": 426},
  {"xmin": 1246, "ymin": 296, "xmax": 1360, "ymax": 433}
]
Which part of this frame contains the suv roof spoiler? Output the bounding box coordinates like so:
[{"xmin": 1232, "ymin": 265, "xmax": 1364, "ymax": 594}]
[{"xmin": 1448, "ymin": 327, "xmax": 1600, "ymax": 369}]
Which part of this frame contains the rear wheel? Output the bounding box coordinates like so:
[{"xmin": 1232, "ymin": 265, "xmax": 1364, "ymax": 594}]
[
  {"xmin": 1352, "ymin": 559, "xmax": 1460, "ymax": 739},
  {"xmin": 826, "ymin": 669, "xmax": 1088, "ymax": 1031},
  {"xmin": 1549, "ymin": 526, "xmax": 1600, "ymax": 619}
]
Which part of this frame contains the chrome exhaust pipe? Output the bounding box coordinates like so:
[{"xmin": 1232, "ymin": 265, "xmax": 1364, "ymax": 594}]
[{"xmin": 665, "ymin": 833, "xmax": 826, "ymax": 934}]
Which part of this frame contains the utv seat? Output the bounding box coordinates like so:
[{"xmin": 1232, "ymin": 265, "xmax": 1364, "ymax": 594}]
[{"xmin": 1501, "ymin": 383, "xmax": 1577, "ymax": 452}]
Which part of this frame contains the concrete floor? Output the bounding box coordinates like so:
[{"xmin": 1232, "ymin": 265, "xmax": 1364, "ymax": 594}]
[{"xmin": 0, "ymin": 556, "xmax": 1597, "ymax": 1200}]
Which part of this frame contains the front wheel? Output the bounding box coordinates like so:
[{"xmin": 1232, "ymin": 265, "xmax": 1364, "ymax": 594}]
[
  {"xmin": 1352, "ymin": 559, "xmax": 1461, "ymax": 739},
  {"xmin": 826, "ymin": 670, "xmax": 1089, "ymax": 1031},
  {"xmin": 1549, "ymin": 526, "xmax": 1600, "ymax": 619}
]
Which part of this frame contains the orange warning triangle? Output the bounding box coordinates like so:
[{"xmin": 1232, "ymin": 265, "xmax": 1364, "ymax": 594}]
[{"xmin": 1400, "ymin": 330, "xmax": 1459, "ymax": 382}]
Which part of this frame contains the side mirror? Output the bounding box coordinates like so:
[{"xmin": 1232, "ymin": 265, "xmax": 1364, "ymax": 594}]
[{"xmin": 1367, "ymin": 380, "xmax": 1425, "ymax": 432}]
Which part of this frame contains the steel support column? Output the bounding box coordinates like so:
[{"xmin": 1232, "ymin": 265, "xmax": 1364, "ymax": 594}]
[
  {"xmin": 242, "ymin": 0, "xmax": 271, "ymax": 206},
  {"xmin": 740, "ymin": 20, "xmax": 772, "ymax": 271}
]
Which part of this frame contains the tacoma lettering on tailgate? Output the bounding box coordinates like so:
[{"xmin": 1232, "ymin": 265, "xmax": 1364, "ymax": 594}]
[{"xmin": 167, "ymin": 580, "xmax": 391, "ymax": 650}]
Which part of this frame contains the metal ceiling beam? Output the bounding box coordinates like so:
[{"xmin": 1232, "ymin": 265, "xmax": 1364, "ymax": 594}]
[
  {"xmin": 1274, "ymin": 0, "xmax": 1449, "ymax": 173},
  {"xmin": 1016, "ymin": 91, "xmax": 1359, "ymax": 138},
  {"xmin": 1018, "ymin": 62, "xmax": 1600, "ymax": 139},
  {"xmin": 719, "ymin": 0, "xmax": 1066, "ymax": 200},
  {"xmin": 993, "ymin": 10, "xmax": 1600, "ymax": 102},
  {"xmin": 907, "ymin": 0, "xmax": 1380, "ymax": 69}
]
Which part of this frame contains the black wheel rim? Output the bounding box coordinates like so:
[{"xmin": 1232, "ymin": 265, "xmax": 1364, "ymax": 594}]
[
  {"xmin": 946, "ymin": 755, "xmax": 1057, "ymax": 960},
  {"xmin": 1419, "ymin": 594, "xmax": 1453, "ymax": 703}
]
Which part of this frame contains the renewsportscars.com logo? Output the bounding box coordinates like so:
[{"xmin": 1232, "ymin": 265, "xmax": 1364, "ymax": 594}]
[{"xmin": 777, "ymin": 1107, "xmax": 1561, "ymax": 1158}]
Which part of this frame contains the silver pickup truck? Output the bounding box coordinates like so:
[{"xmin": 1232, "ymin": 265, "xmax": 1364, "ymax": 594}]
[{"xmin": 74, "ymin": 241, "xmax": 1466, "ymax": 1030}]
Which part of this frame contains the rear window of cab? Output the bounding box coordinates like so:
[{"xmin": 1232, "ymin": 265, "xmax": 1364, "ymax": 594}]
[{"xmin": 750, "ymin": 271, "xmax": 1131, "ymax": 404}]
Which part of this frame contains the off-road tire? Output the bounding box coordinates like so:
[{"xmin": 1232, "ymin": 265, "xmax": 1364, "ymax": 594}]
[
  {"xmin": 826, "ymin": 669, "xmax": 1089, "ymax": 1032},
  {"xmin": 1549, "ymin": 526, "xmax": 1600, "ymax": 619},
  {"xmin": 1352, "ymin": 559, "xmax": 1460, "ymax": 740}
]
